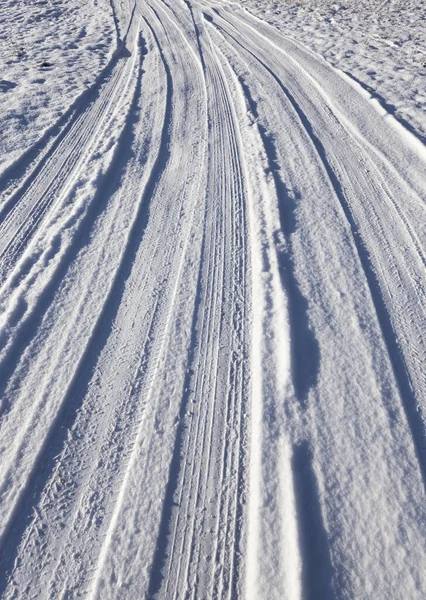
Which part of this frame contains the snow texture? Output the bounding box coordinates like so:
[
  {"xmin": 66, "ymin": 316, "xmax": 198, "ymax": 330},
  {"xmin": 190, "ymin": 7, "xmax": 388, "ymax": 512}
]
[{"xmin": 0, "ymin": 0, "xmax": 426, "ymax": 599}]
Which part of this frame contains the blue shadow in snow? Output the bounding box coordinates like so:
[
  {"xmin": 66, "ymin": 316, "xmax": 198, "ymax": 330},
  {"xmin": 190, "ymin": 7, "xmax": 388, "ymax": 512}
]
[
  {"xmin": 0, "ymin": 34, "xmax": 151, "ymax": 590},
  {"xmin": 238, "ymin": 75, "xmax": 320, "ymax": 407},
  {"xmin": 292, "ymin": 441, "xmax": 336, "ymax": 600},
  {"xmin": 0, "ymin": 80, "xmax": 17, "ymax": 92},
  {"xmin": 343, "ymin": 71, "xmax": 426, "ymax": 147}
]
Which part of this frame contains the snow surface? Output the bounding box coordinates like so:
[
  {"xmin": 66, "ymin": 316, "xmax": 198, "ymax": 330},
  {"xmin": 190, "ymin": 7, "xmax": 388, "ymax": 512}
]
[
  {"xmin": 241, "ymin": 0, "xmax": 426, "ymax": 141},
  {"xmin": 0, "ymin": 0, "xmax": 426, "ymax": 598},
  {"xmin": 0, "ymin": 0, "xmax": 115, "ymax": 174}
]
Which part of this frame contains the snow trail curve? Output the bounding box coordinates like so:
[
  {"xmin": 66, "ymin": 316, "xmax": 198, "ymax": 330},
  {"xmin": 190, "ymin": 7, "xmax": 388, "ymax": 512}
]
[{"xmin": 1, "ymin": 0, "xmax": 426, "ymax": 598}]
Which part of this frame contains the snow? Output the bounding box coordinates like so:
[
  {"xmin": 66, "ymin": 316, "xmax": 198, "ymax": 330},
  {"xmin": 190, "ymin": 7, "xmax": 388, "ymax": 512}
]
[
  {"xmin": 0, "ymin": 0, "xmax": 116, "ymax": 175},
  {"xmin": 0, "ymin": 0, "xmax": 426, "ymax": 598},
  {"xmin": 240, "ymin": 0, "xmax": 426, "ymax": 141}
]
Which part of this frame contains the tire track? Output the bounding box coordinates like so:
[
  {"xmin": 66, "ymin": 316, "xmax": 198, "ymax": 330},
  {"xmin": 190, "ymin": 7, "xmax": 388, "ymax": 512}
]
[
  {"xmin": 2, "ymin": 0, "xmax": 426, "ymax": 598},
  {"xmin": 0, "ymin": 9, "xmax": 140, "ymax": 281},
  {"xmin": 0, "ymin": 23, "xmax": 151, "ymax": 572},
  {"xmin": 0, "ymin": 9, "xmax": 193, "ymax": 594},
  {"xmin": 206, "ymin": 1, "xmax": 426, "ymax": 482},
  {"xmin": 143, "ymin": 6, "xmax": 250, "ymax": 599}
]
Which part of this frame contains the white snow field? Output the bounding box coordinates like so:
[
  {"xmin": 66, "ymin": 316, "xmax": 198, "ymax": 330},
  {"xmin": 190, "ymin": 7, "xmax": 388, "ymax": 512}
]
[{"xmin": 0, "ymin": 0, "xmax": 426, "ymax": 597}]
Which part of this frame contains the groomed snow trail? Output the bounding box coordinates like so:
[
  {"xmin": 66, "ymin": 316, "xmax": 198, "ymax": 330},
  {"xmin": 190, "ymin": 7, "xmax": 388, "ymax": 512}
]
[{"xmin": 1, "ymin": 0, "xmax": 426, "ymax": 598}]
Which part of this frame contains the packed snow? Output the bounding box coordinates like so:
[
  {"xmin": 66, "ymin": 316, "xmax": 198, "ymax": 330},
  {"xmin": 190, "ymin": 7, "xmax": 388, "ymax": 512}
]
[{"xmin": 0, "ymin": 0, "xmax": 426, "ymax": 599}]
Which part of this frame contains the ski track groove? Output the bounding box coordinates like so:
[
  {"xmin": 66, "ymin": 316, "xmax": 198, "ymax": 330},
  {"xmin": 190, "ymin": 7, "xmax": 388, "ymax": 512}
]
[
  {"xmin": 0, "ymin": 0, "xmax": 140, "ymax": 200},
  {"xmin": 147, "ymin": 5, "xmax": 223, "ymax": 594},
  {"xmin": 0, "ymin": 29, "xmax": 141, "ymax": 502},
  {"xmin": 185, "ymin": 35, "xmax": 241, "ymax": 600},
  {"xmin": 0, "ymin": 58, "xmax": 132, "ymax": 283},
  {"xmin": 202, "ymin": 37, "xmax": 247, "ymax": 600},
  {"xmin": 204, "ymin": 8, "xmax": 426, "ymax": 596},
  {"xmin": 86, "ymin": 6, "xmax": 210, "ymax": 597},
  {"xmin": 0, "ymin": 10, "xmax": 181, "ymax": 593},
  {"xmin": 0, "ymin": 40, "xmax": 142, "ymax": 392},
  {"xmin": 134, "ymin": 6, "xmax": 215, "ymax": 598}
]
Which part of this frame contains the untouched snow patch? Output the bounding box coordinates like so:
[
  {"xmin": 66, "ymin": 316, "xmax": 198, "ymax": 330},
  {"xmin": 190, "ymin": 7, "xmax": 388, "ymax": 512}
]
[{"xmin": 0, "ymin": 0, "xmax": 116, "ymax": 174}]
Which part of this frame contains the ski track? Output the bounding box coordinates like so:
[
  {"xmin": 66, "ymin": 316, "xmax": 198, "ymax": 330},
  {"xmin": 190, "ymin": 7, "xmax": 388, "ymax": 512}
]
[{"xmin": 1, "ymin": 0, "xmax": 426, "ymax": 598}]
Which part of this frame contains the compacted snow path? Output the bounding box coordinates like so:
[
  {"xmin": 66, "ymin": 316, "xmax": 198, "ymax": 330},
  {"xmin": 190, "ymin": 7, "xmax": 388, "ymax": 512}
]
[{"xmin": 1, "ymin": 0, "xmax": 426, "ymax": 598}]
